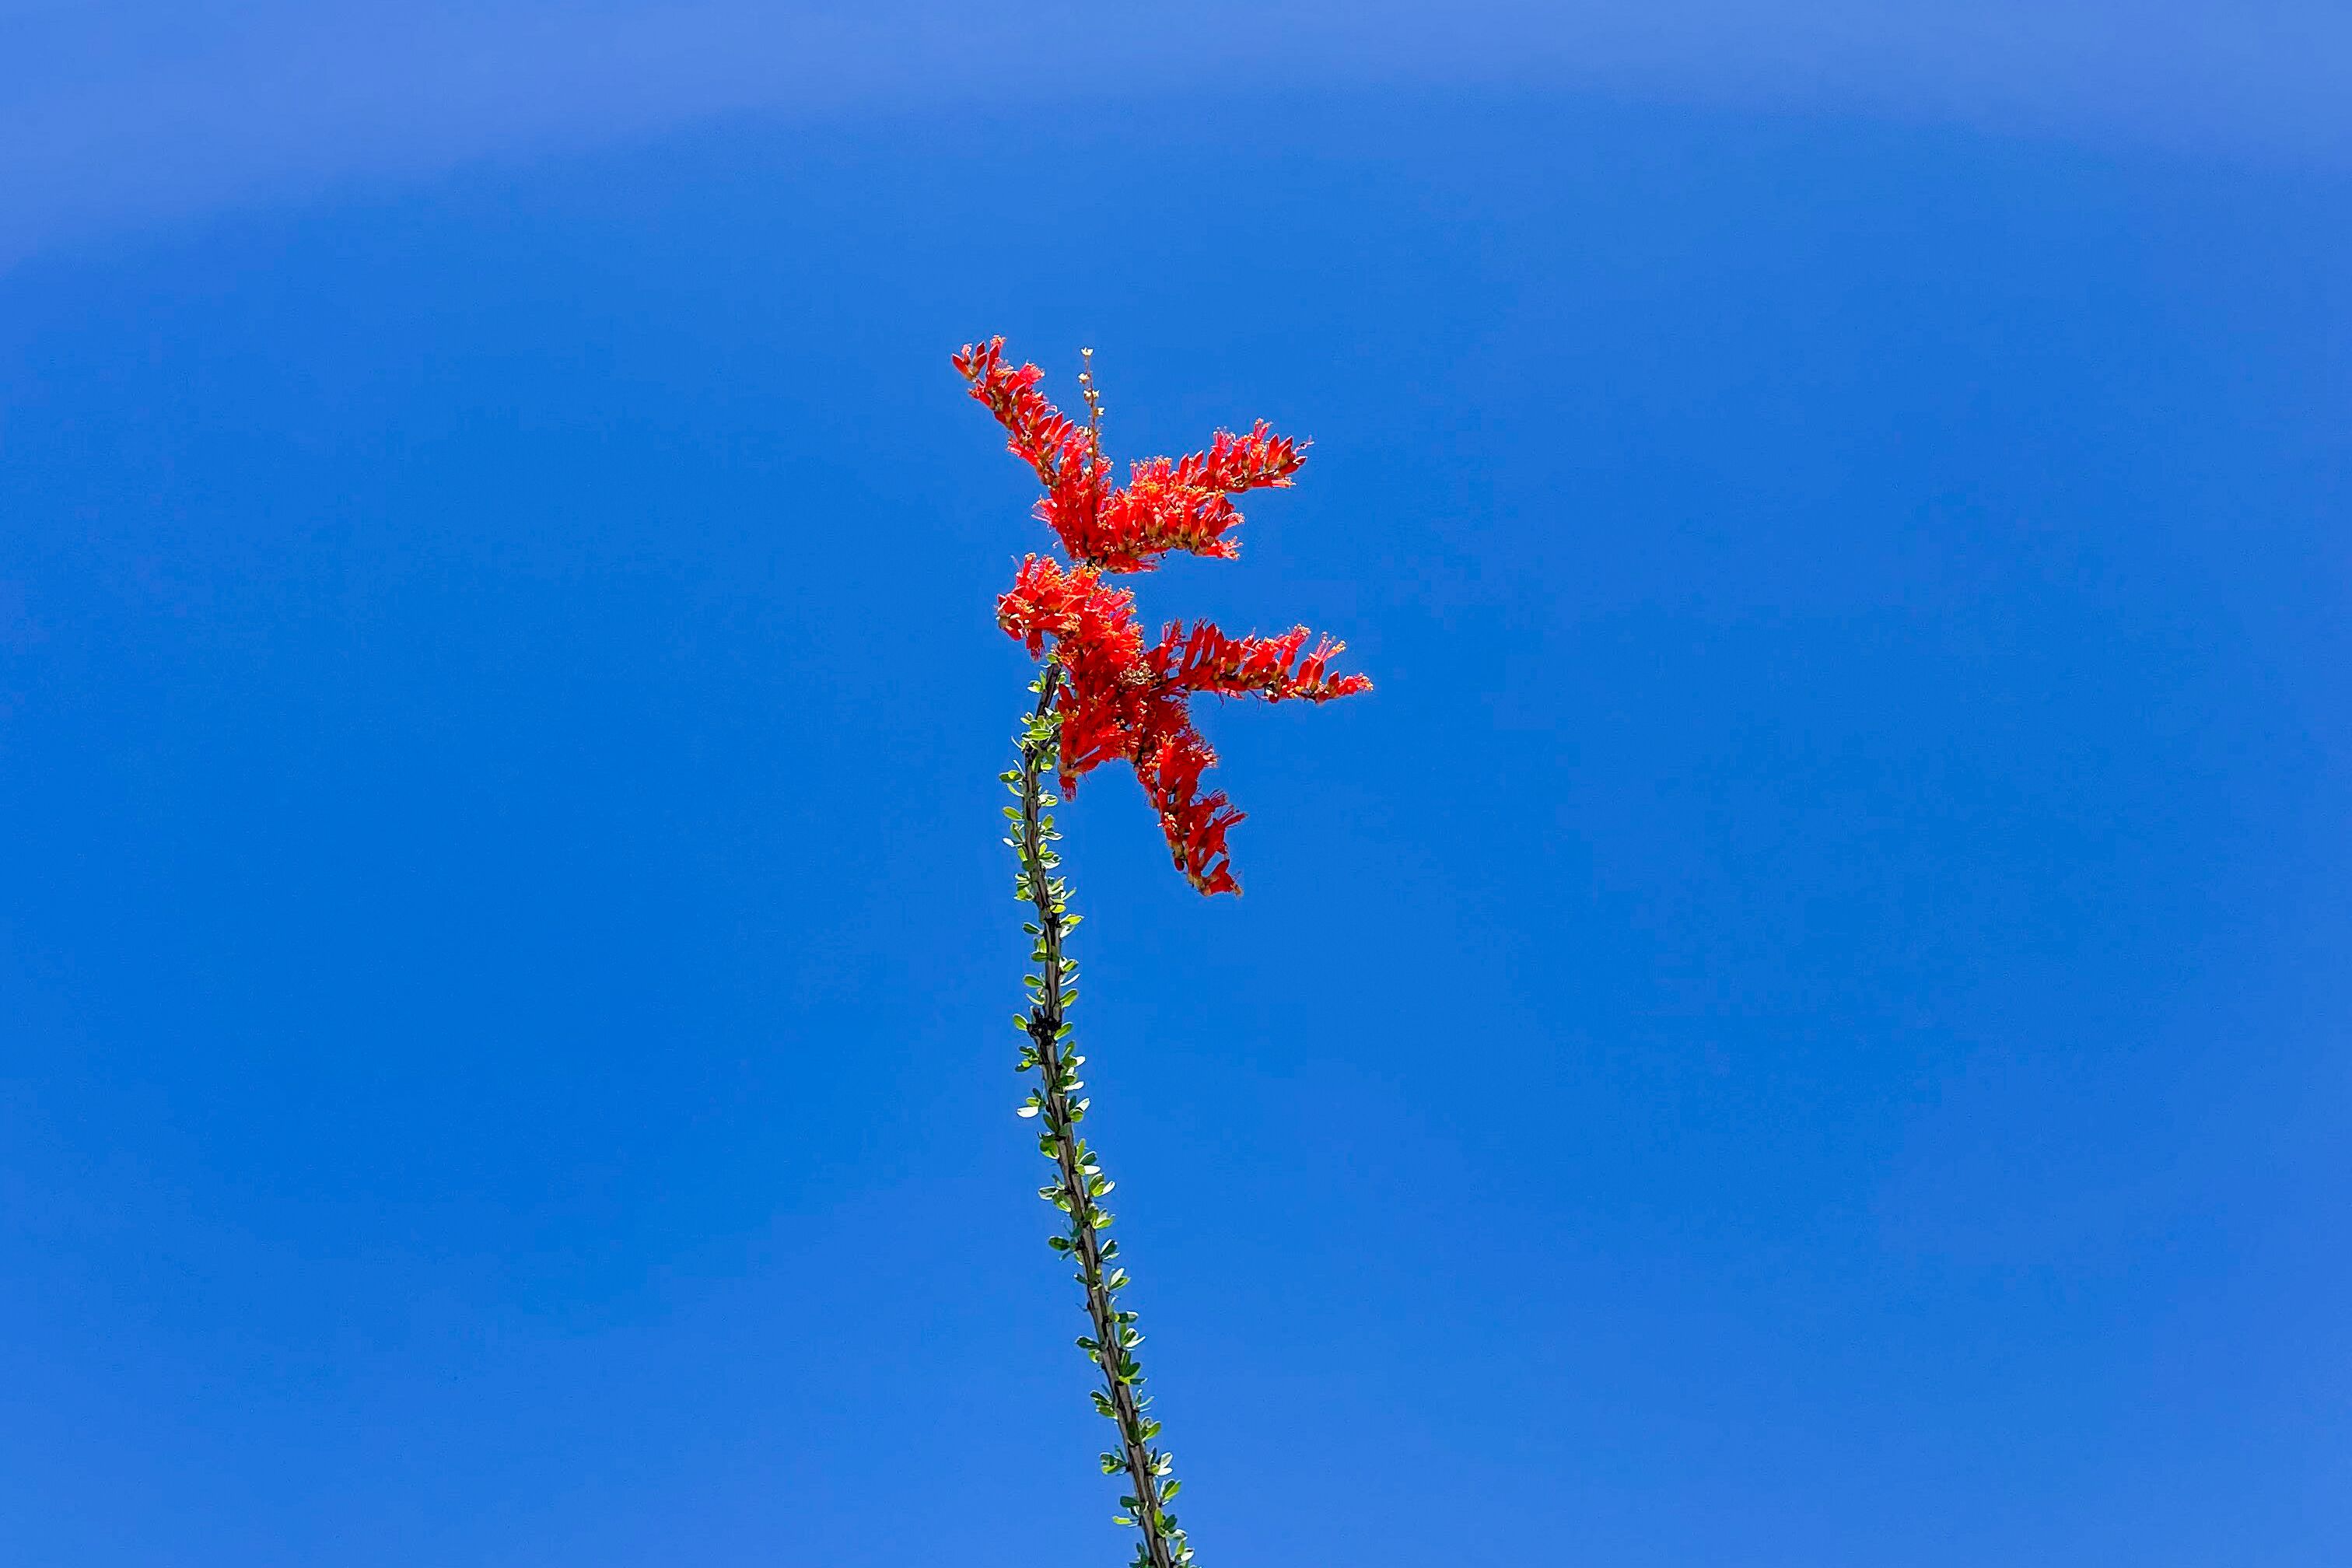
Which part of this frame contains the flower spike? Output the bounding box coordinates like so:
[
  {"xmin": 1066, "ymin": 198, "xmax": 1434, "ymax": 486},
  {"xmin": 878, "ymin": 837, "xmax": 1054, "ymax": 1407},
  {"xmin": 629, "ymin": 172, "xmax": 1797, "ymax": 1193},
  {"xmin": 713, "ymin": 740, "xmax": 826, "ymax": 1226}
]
[{"xmin": 964, "ymin": 338, "xmax": 1370, "ymax": 894}]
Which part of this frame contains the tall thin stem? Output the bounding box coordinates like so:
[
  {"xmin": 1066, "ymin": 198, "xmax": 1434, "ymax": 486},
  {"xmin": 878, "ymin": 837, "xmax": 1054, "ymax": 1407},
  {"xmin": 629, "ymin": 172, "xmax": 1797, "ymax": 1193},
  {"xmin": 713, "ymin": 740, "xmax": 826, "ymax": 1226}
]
[{"xmin": 1006, "ymin": 663, "xmax": 1195, "ymax": 1568}]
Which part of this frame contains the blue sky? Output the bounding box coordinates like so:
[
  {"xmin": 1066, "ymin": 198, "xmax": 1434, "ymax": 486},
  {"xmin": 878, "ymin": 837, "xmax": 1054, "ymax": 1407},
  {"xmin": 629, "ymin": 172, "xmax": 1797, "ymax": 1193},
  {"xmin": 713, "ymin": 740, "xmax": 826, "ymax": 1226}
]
[
  {"xmin": 9, "ymin": 2, "xmax": 2352, "ymax": 269},
  {"xmin": 3, "ymin": 9, "xmax": 2348, "ymax": 1566}
]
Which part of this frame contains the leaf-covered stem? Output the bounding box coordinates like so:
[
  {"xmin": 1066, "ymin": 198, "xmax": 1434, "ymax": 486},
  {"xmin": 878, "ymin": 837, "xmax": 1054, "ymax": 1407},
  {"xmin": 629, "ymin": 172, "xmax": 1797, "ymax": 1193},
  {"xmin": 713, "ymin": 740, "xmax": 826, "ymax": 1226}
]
[{"xmin": 1006, "ymin": 663, "xmax": 1195, "ymax": 1568}]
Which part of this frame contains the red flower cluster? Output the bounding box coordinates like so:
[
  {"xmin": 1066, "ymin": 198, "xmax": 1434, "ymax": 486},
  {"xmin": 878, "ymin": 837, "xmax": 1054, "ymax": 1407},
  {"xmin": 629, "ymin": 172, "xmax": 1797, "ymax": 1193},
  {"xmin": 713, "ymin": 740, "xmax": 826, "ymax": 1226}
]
[
  {"xmin": 955, "ymin": 336, "xmax": 1304, "ymax": 573},
  {"xmin": 959, "ymin": 337, "xmax": 1370, "ymax": 895}
]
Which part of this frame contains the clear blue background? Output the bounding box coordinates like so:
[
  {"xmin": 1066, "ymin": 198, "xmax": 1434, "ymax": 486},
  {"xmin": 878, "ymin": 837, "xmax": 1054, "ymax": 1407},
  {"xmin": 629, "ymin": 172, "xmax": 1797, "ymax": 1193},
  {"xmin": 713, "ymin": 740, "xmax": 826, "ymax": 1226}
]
[{"xmin": 4, "ymin": 21, "xmax": 2348, "ymax": 1567}]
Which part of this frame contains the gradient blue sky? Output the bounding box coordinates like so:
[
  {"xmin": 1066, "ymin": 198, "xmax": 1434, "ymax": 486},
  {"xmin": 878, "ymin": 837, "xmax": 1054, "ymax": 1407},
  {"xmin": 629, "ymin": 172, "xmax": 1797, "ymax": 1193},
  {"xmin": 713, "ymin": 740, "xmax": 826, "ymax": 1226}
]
[{"xmin": 3, "ymin": 8, "xmax": 2348, "ymax": 1566}]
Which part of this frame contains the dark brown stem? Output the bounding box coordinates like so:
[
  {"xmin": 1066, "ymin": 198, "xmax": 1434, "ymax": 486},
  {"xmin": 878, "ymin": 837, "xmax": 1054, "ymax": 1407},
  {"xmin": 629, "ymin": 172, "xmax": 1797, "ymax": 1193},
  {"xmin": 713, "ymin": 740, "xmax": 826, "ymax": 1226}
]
[{"xmin": 1015, "ymin": 665, "xmax": 1185, "ymax": 1568}]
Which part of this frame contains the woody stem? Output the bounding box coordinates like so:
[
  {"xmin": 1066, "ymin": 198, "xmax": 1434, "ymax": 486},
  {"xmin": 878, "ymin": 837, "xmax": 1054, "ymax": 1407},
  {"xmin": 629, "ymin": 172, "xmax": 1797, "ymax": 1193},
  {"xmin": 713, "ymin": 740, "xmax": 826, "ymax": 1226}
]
[{"xmin": 1014, "ymin": 663, "xmax": 1188, "ymax": 1568}]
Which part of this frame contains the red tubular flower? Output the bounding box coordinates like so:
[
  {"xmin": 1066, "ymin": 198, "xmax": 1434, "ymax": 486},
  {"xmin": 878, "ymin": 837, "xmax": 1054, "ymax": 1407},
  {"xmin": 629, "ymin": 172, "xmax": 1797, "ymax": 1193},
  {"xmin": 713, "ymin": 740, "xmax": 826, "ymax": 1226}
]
[
  {"xmin": 963, "ymin": 337, "xmax": 1370, "ymax": 894},
  {"xmin": 954, "ymin": 338, "xmax": 1112, "ymax": 565},
  {"xmin": 1137, "ymin": 724, "xmax": 1244, "ymax": 897},
  {"xmin": 1151, "ymin": 620, "xmax": 1374, "ymax": 704},
  {"xmin": 1083, "ymin": 422, "xmax": 1306, "ymax": 572}
]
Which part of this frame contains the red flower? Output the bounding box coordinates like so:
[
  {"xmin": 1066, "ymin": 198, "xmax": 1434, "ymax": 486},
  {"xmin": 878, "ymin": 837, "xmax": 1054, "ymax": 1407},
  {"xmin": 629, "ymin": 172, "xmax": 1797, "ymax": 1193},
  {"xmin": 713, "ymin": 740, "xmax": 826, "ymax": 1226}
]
[
  {"xmin": 955, "ymin": 337, "xmax": 1309, "ymax": 576},
  {"xmin": 954, "ymin": 338, "xmax": 1111, "ymax": 569},
  {"xmin": 968, "ymin": 338, "xmax": 1370, "ymax": 895}
]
